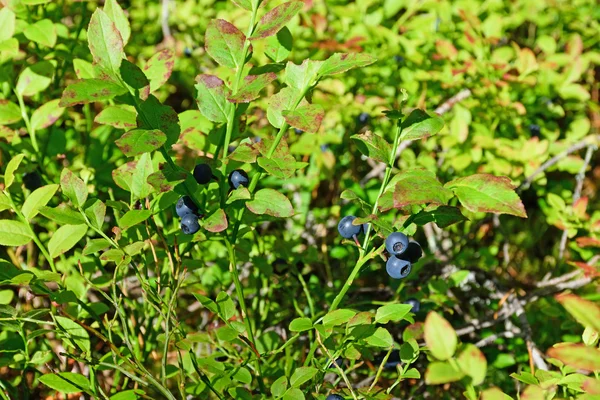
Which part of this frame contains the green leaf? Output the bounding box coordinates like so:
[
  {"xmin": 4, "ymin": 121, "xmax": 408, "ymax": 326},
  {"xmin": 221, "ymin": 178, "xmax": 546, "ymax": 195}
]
[
  {"xmin": 228, "ymin": 73, "xmax": 278, "ymax": 103},
  {"xmin": 510, "ymin": 371, "xmax": 539, "ymax": 386},
  {"xmin": 109, "ymin": 391, "xmax": 141, "ymax": 400},
  {"xmin": 39, "ymin": 372, "xmax": 90, "ymax": 394},
  {"xmin": 400, "ymin": 109, "xmax": 445, "ymax": 141},
  {"xmin": 24, "ymin": 19, "xmax": 56, "ymax": 47},
  {"xmin": 143, "ymin": 49, "xmax": 175, "ymax": 93},
  {"xmin": 267, "ymin": 87, "xmax": 305, "ymax": 129},
  {"xmin": 425, "ymin": 361, "xmax": 465, "ymax": 384},
  {"xmin": 94, "ymin": 105, "xmax": 137, "ymax": 129},
  {"xmin": 16, "ymin": 61, "xmax": 55, "ymax": 97},
  {"xmin": 21, "ymin": 184, "xmax": 59, "ymax": 220},
  {"xmin": 282, "ymin": 104, "xmax": 324, "ymax": 133},
  {"xmin": 289, "ymin": 366, "xmax": 317, "ymax": 388},
  {"xmin": 4, "ymin": 153, "xmax": 25, "ymax": 189},
  {"xmin": 82, "ymin": 238, "xmax": 111, "ymax": 256},
  {"xmin": 203, "ymin": 209, "xmax": 228, "ymax": 233},
  {"xmin": 402, "ymin": 368, "xmax": 421, "ymax": 379},
  {"xmin": 318, "ymin": 53, "xmax": 377, "ymax": 76},
  {"xmin": 21, "ymin": 0, "xmax": 52, "ymax": 4},
  {"xmin": 54, "ymin": 316, "xmax": 91, "ymax": 353},
  {"xmin": 115, "ymin": 129, "xmax": 166, "ymax": 157},
  {"xmin": 87, "ymin": 8, "xmax": 124, "ymax": 80},
  {"xmin": 216, "ymin": 325, "xmax": 239, "ymax": 342},
  {"xmin": 216, "ymin": 292, "xmax": 236, "ymax": 321},
  {"xmin": 289, "ymin": 317, "xmax": 313, "ymax": 332},
  {"xmin": 147, "ymin": 167, "xmax": 187, "ymax": 193},
  {"xmin": 365, "ymin": 327, "xmax": 394, "ymax": 347},
  {"xmin": 73, "ymin": 59, "xmax": 96, "ymax": 79},
  {"xmin": 119, "ymin": 210, "xmax": 152, "ymax": 230},
  {"xmin": 205, "ymin": 19, "xmax": 246, "ymax": 68},
  {"xmin": 251, "ymin": 1, "xmax": 304, "ymax": 39},
  {"xmin": 39, "ymin": 205, "xmax": 85, "ymax": 225},
  {"xmin": 555, "ymin": 293, "xmax": 600, "ymax": 333},
  {"xmin": 194, "ymin": 74, "xmax": 233, "ymax": 123},
  {"xmin": 0, "ymin": 220, "xmax": 33, "ymax": 246},
  {"xmin": 323, "ymin": 309, "xmax": 356, "ymax": 326},
  {"xmin": 424, "ymin": 311, "xmax": 457, "ymax": 360},
  {"xmin": 31, "ymin": 99, "xmax": 65, "ymax": 131},
  {"xmin": 480, "ymin": 388, "xmax": 513, "ymax": 400},
  {"xmin": 282, "ymin": 388, "xmax": 304, "ymax": 400},
  {"xmin": 104, "ymin": 0, "xmax": 131, "ymax": 45},
  {"xmin": 265, "ymin": 27, "xmax": 293, "ymax": 63},
  {"xmin": 375, "ymin": 303, "xmax": 413, "ymax": 324},
  {"xmin": 284, "ymin": 60, "xmax": 322, "ymax": 91},
  {"xmin": 246, "ymin": 189, "xmax": 294, "ymax": 218},
  {"xmin": 119, "ymin": 59, "xmax": 150, "ymax": 90},
  {"xmin": 445, "ymin": 174, "xmax": 527, "ymax": 218},
  {"xmin": 60, "ymin": 169, "xmax": 88, "ymax": 207},
  {"xmin": 0, "ymin": 193, "xmax": 11, "ymax": 212},
  {"xmin": 404, "ymin": 206, "xmax": 468, "ymax": 228},
  {"xmin": 48, "ymin": 224, "xmax": 87, "ymax": 258},
  {"xmin": 457, "ymin": 344, "xmax": 487, "ymax": 385},
  {"xmin": 0, "ymin": 8, "xmax": 15, "ymax": 42},
  {"xmin": 136, "ymin": 95, "xmax": 180, "ymax": 147},
  {"xmin": 351, "ymin": 130, "xmax": 392, "ymax": 164},
  {"xmin": 60, "ymin": 79, "xmax": 127, "ymax": 107},
  {"xmin": 229, "ymin": 143, "xmax": 259, "ymax": 163},
  {"xmin": 392, "ymin": 169, "xmax": 453, "ymax": 209},
  {"xmin": 0, "ymin": 100, "xmax": 21, "ymax": 125},
  {"xmin": 112, "ymin": 154, "xmax": 155, "ymax": 200},
  {"xmin": 84, "ymin": 199, "xmax": 106, "ymax": 230},
  {"xmin": 271, "ymin": 376, "xmax": 288, "ymax": 398}
]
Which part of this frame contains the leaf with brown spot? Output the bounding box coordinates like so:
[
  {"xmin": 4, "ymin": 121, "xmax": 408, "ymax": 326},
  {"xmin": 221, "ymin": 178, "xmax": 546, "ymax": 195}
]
[
  {"xmin": 144, "ymin": 49, "xmax": 175, "ymax": 92},
  {"xmin": 282, "ymin": 104, "xmax": 324, "ymax": 133},
  {"xmin": 203, "ymin": 209, "xmax": 228, "ymax": 233},
  {"xmin": 228, "ymin": 73, "xmax": 278, "ymax": 103},
  {"xmin": 115, "ymin": 129, "xmax": 166, "ymax": 157},
  {"xmin": 424, "ymin": 311, "xmax": 457, "ymax": 361},
  {"xmin": 555, "ymin": 293, "xmax": 600, "ymax": 332},
  {"xmin": 229, "ymin": 143, "xmax": 259, "ymax": 163},
  {"xmin": 205, "ymin": 19, "xmax": 246, "ymax": 69},
  {"xmin": 246, "ymin": 189, "xmax": 294, "ymax": 218},
  {"xmin": 445, "ymin": 174, "xmax": 527, "ymax": 218},
  {"xmin": 318, "ymin": 52, "xmax": 377, "ymax": 76},
  {"xmin": 95, "ymin": 105, "xmax": 137, "ymax": 129},
  {"xmin": 392, "ymin": 169, "xmax": 453, "ymax": 209},
  {"xmin": 401, "ymin": 109, "xmax": 445, "ymax": 141},
  {"xmin": 267, "ymin": 87, "xmax": 307, "ymax": 129},
  {"xmin": 457, "ymin": 344, "xmax": 487, "ymax": 385},
  {"xmin": 195, "ymin": 74, "xmax": 233, "ymax": 123},
  {"xmin": 547, "ymin": 343, "xmax": 600, "ymax": 371},
  {"xmin": 59, "ymin": 79, "xmax": 127, "ymax": 107},
  {"xmin": 351, "ymin": 130, "xmax": 391, "ymax": 164},
  {"xmin": 30, "ymin": 100, "xmax": 65, "ymax": 131},
  {"xmin": 87, "ymin": 8, "xmax": 124, "ymax": 80},
  {"xmin": 147, "ymin": 167, "xmax": 187, "ymax": 193},
  {"xmin": 136, "ymin": 95, "xmax": 180, "ymax": 147},
  {"xmin": 251, "ymin": 1, "xmax": 304, "ymax": 39}
]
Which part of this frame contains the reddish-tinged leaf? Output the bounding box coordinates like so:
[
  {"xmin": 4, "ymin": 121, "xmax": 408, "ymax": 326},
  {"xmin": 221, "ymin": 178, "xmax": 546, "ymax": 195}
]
[
  {"xmin": 445, "ymin": 174, "xmax": 527, "ymax": 218},
  {"xmin": 403, "ymin": 322, "xmax": 424, "ymax": 342},
  {"xmin": 318, "ymin": 52, "xmax": 377, "ymax": 76},
  {"xmin": 351, "ymin": 130, "xmax": 391, "ymax": 164},
  {"xmin": 547, "ymin": 343, "xmax": 600, "ymax": 371},
  {"xmin": 457, "ymin": 344, "xmax": 487, "ymax": 385},
  {"xmin": 424, "ymin": 311, "xmax": 457, "ymax": 361},
  {"xmin": 205, "ymin": 19, "xmax": 247, "ymax": 69},
  {"xmin": 573, "ymin": 196, "xmax": 588, "ymax": 218},
  {"xmin": 115, "ymin": 129, "xmax": 166, "ymax": 157},
  {"xmin": 575, "ymin": 237, "xmax": 600, "ymax": 248},
  {"xmin": 231, "ymin": 0, "xmax": 252, "ymax": 10},
  {"xmin": 136, "ymin": 95, "xmax": 180, "ymax": 147},
  {"xmin": 251, "ymin": 1, "xmax": 304, "ymax": 39},
  {"xmin": 30, "ymin": 100, "xmax": 65, "ymax": 131},
  {"xmin": 87, "ymin": 9, "xmax": 123, "ymax": 79},
  {"xmin": 94, "ymin": 105, "xmax": 137, "ymax": 129},
  {"xmin": 229, "ymin": 143, "xmax": 259, "ymax": 163},
  {"xmin": 143, "ymin": 49, "xmax": 175, "ymax": 92},
  {"xmin": 228, "ymin": 73, "xmax": 277, "ymax": 103},
  {"xmin": 104, "ymin": 0, "xmax": 130, "ymax": 45},
  {"xmin": 282, "ymin": 104, "xmax": 324, "ymax": 133},
  {"xmin": 246, "ymin": 189, "xmax": 294, "ymax": 218},
  {"xmin": 59, "ymin": 79, "xmax": 127, "ymax": 107},
  {"xmin": 555, "ymin": 293, "xmax": 600, "ymax": 332},
  {"xmin": 147, "ymin": 168, "xmax": 187, "ymax": 193},
  {"xmin": 401, "ymin": 109, "xmax": 445, "ymax": 141},
  {"xmin": 195, "ymin": 74, "xmax": 233, "ymax": 123},
  {"xmin": 393, "ymin": 169, "xmax": 453, "ymax": 209},
  {"xmin": 204, "ymin": 209, "xmax": 228, "ymax": 233},
  {"xmin": 567, "ymin": 261, "xmax": 600, "ymax": 277},
  {"xmin": 267, "ymin": 87, "xmax": 306, "ymax": 128}
]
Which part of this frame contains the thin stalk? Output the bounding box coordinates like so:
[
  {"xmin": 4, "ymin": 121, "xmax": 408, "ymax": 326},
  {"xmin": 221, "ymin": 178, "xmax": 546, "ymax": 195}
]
[{"xmin": 15, "ymin": 91, "xmax": 38, "ymax": 154}]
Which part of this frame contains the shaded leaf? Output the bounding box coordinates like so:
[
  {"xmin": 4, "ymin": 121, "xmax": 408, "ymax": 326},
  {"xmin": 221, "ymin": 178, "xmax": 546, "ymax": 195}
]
[
  {"xmin": 136, "ymin": 95, "xmax": 180, "ymax": 147},
  {"xmin": 0, "ymin": 100, "xmax": 21, "ymax": 125},
  {"xmin": 16, "ymin": 61, "xmax": 55, "ymax": 97},
  {"xmin": 404, "ymin": 206, "xmax": 468, "ymax": 228},
  {"xmin": 55, "ymin": 316, "xmax": 90, "ymax": 353},
  {"xmin": 290, "ymin": 367, "xmax": 317, "ymax": 388},
  {"xmin": 39, "ymin": 372, "xmax": 90, "ymax": 394},
  {"xmin": 351, "ymin": 130, "xmax": 392, "ymax": 164},
  {"xmin": 265, "ymin": 27, "xmax": 293, "ymax": 63}
]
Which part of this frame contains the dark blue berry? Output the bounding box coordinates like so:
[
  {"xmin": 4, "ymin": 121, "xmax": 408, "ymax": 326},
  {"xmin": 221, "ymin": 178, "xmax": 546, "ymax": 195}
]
[
  {"xmin": 320, "ymin": 144, "xmax": 329, "ymax": 152},
  {"xmin": 385, "ymin": 232, "xmax": 409, "ymax": 256},
  {"xmin": 326, "ymin": 395, "xmax": 344, "ymax": 400},
  {"xmin": 294, "ymin": 128, "xmax": 303, "ymax": 134},
  {"xmin": 184, "ymin": 47, "xmax": 192, "ymax": 57},
  {"xmin": 386, "ymin": 256, "xmax": 411, "ymax": 279},
  {"xmin": 328, "ymin": 357, "xmax": 343, "ymax": 369},
  {"xmin": 176, "ymin": 196, "xmax": 198, "ymax": 218},
  {"xmin": 228, "ymin": 169, "xmax": 249, "ymax": 189},
  {"xmin": 529, "ymin": 124, "xmax": 541, "ymax": 137},
  {"xmin": 337, "ymin": 216, "xmax": 362, "ymax": 239},
  {"xmin": 405, "ymin": 298, "xmax": 420, "ymax": 312},
  {"xmin": 398, "ymin": 240, "xmax": 422, "ymax": 263},
  {"xmin": 180, "ymin": 213, "xmax": 200, "ymax": 235},
  {"xmin": 273, "ymin": 258, "xmax": 288, "ymax": 275},
  {"xmin": 193, "ymin": 163, "xmax": 213, "ymax": 185},
  {"xmin": 393, "ymin": 55, "xmax": 404, "ymax": 63},
  {"xmin": 22, "ymin": 172, "xmax": 42, "ymax": 191},
  {"xmin": 357, "ymin": 112, "xmax": 369, "ymax": 124}
]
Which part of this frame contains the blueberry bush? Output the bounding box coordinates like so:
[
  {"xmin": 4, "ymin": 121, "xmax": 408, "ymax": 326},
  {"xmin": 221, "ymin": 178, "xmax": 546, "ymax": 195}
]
[{"xmin": 0, "ymin": 0, "xmax": 599, "ymax": 399}]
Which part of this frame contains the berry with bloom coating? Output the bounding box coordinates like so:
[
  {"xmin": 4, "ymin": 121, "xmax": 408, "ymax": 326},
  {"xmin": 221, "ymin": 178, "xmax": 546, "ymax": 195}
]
[
  {"xmin": 386, "ymin": 256, "xmax": 411, "ymax": 279},
  {"xmin": 405, "ymin": 298, "xmax": 420, "ymax": 312},
  {"xmin": 399, "ymin": 240, "xmax": 422, "ymax": 263},
  {"xmin": 358, "ymin": 112, "xmax": 369, "ymax": 124},
  {"xmin": 193, "ymin": 163, "xmax": 213, "ymax": 185},
  {"xmin": 181, "ymin": 213, "xmax": 200, "ymax": 235},
  {"xmin": 326, "ymin": 395, "xmax": 344, "ymax": 400},
  {"xmin": 337, "ymin": 216, "xmax": 362, "ymax": 239},
  {"xmin": 385, "ymin": 232, "xmax": 409, "ymax": 256},
  {"xmin": 228, "ymin": 169, "xmax": 249, "ymax": 189},
  {"xmin": 175, "ymin": 196, "xmax": 198, "ymax": 218}
]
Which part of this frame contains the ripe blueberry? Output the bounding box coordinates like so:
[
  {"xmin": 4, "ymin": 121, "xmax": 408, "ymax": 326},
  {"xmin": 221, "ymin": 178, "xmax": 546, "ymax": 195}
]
[
  {"xmin": 393, "ymin": 55, "xmax": 405, "ymax": 64},
  {"xmin": 23, "ymin": 172, "xmax": 42, "ymax": 191},
  {"xmin": 273, "ymin": 258, "xmax": 288, "ymax": 275},
  {"xmin": 294, "ymin": 128, "xmax": 303, "ymax": 134},
  {"xmin": 357, "ymin": 112, "xmax": 369, "ymax": 124},
  {"xmin": 398, "ymin": 240, "xmax": 422, "ymax": 263},
  {"xmin": 184, "ymin": 47, "xmax": 192, "ymax": 57},
  {"xmin": 386, "ymin": 256, "xmax": 411, "ymax": 279},
  {"xmin": 529, "ymin": 124, "xmax": 541, "ymax": 137},
  {"xmin": 180, "ymin": 213, "xmax": 200, "ymax": 235},
  {"xmin": 320, "ymin": 144, "xmax": 329, "ymax": 152},
  {"xmin": 385, "ymin": 232, "xmax": 409, "ymax": 256},
  {"xmin": 228, "ymin": 169, "xmax": 249, "ymax": 189},
  {"xmin": 337, "ymin": 216, "xmax": 362, "ymax": 239},
  {"xmin": 176, "ymin": 196, "xmax": 198, "ymax": 218},
  {"xmin": 326, "ymin": 395, "xmax": 344, "ymax": 400},
  {"xmin": 405, "ymin": 298, "xmax": 420, "ymax": 312},
  {"xmin": 193, "ymin": 163, "xmax": 213, "ymax": 185}
]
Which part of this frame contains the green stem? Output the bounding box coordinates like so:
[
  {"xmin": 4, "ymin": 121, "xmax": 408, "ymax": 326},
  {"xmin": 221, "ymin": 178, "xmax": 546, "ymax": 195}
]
[{"xmin": 15, "ymin": 90, "xmax": 38, "ymax": 155}]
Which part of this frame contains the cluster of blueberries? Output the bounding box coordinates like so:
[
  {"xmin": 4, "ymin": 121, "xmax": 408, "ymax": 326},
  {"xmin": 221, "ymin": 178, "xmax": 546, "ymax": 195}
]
[
  {"xmin": 175, "ymin": 163, "xmax": 249, "ymax": 235},
  {"xmin": 337, "ymin": 216, "xmax": 423, "ymax": 280}
]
